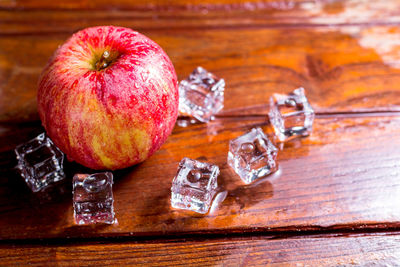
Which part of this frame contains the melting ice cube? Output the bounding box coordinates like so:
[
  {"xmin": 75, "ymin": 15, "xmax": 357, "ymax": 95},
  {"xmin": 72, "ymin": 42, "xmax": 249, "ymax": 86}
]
[
  {"xmin": 269, "ymin": 87, "xmax": 315, "ymax": 142},
  {"xmin": 171, "ymin": 157, "xmax": 219, "ymax": 214},
  {"xmin": 73, "ymin": 172, "xmax": 115, "ymax": 225},
  {"xmin": 228, "ymin": 128, "xmax": 278, "ymax": 184},
  {"xmin": 178, "ymin": 66, "xmax": 225, "ymax": 124},
  {"xmin": 15, "ymin": 133, "xmax": 65, "ymax": 192}
]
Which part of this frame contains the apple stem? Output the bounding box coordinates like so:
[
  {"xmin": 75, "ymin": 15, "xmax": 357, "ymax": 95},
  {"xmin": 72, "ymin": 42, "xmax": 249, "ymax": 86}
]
[{"xmin": 95, "ymin": 50, "xmax": 111, "ymax": 71}]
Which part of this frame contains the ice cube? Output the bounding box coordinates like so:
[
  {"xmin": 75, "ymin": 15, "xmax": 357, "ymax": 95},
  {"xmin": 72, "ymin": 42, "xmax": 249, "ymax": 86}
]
[
  {"xmin": 269, "ymin": 87, "xmax": 315, "ymax": 142},
  {"xmin": 227, "ymin": 128, "xmax": 278, "ymax": 184},
  {"xmin": 171, "ymin": 157, "xmax": 219, "ymax": 214},
  {"xmin": 73, "ymin": 172, "xmax": 115, "ymax": 225},
  {"xmin": 15, "ymin": 132, "xmax": 65, "ymax": 192},
  {"xmin": 178, "ymin": 66, "xmax": 225, "ymax": 124}
]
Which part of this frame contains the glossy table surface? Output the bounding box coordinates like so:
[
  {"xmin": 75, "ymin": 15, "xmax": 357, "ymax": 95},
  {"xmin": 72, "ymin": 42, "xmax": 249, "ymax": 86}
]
[{"xmin": 1, "ymin": 0, "xmax": 400, "ymax": 265}]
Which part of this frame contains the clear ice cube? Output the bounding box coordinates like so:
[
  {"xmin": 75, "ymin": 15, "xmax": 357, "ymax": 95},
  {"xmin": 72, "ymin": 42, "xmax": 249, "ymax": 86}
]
[
  {"xmin": 171, "ymin": 157, "xmax": 219, "ymax": 214},
  {"xmin": 178, "ymin": 66, "xmax": 225, "ymax": 123},
  {"xmin": 269, "ymin": 87, "xmax": 315, "ymax": 142},
  {"xmin": 15, "ymin": 132, "xmax": 65, "ymax": 192},
  {"xmin": 227, "ymin": 128, "xmax": 278, "ymax": 184},
  {"xmin": 73, "ymin": 172, "xmax": 115, "ymax": 225}
]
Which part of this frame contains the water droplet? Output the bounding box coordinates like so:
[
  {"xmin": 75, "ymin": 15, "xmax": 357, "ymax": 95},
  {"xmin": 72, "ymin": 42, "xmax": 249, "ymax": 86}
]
[
  {"xmin": 285, "ymin": 98, "xmax": 297, "ymax": 107},
  {"xmin": 187, "ymin": 169, "xmax": 202, "ymax": 183},
  {"xmin": 240, "ymin": 142, "xmax": 255, "ymax": 153},
  {"xmin": 83, "ymin": 174, "xmax": 107, "ymax": 193}
]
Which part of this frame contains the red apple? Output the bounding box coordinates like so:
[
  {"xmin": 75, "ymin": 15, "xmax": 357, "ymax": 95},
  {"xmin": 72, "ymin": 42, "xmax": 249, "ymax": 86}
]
[{"xmin": 37, "ymin": 26, "xmax": 178, "ymax": 170}]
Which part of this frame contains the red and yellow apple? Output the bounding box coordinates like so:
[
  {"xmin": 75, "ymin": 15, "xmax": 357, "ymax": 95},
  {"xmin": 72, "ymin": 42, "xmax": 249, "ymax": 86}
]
[{"xmin": 37, "ymin": 26, "xmax": 178, "ymax": 170}]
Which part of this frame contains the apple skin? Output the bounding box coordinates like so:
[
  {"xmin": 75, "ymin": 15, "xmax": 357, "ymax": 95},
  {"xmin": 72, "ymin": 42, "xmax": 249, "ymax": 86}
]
[{"xmin": 37, "ymin": 26, "xmax": 178, "ymax": 170}]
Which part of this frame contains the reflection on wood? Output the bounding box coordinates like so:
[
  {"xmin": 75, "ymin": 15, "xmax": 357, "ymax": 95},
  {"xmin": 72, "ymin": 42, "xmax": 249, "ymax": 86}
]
[
  {"xmin": 2, "ymin": 0, "xmax": 400, "ymax": 265},
  {"xmin": 1, "ymin": 115, "xmax": 400, "ymax": 239}
]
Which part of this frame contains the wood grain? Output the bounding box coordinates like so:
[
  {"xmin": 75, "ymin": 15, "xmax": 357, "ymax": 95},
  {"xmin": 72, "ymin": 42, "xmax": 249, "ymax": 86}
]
[
  {"xmin": 3, "ymin": 1, "xmax": 400, "ymax": 122},
  {"xmin": 1, "ymin": 114, "xmax": 400, "ymax": 240},
  {"xmin": 2, "ymin": 0, "xmax": 400, "ymax": 28},
  {"xmin": 3, "ymin": 25, "xmax": 400, "ymax": 122},
  {"xmin": 2, "ymin": 0, "xmax": 400, "ymax": 264},
  {"xmin": 3, "ymin": 0, "xmax": 400, "ymax": 34},
  {"xmin": 1, "ymin": 232, "xmax": 400, "ymax": 266}
]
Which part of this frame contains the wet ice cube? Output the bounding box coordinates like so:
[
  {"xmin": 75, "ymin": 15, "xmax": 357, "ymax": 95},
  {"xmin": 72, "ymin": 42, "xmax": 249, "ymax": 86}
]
[
  {"xmin": 15, "ymin": 132, "xmax": 65, "ymax": 192},
  {"xmin": 178, "ymin": 66, "xmax": 225, "ymax": 123},
  {"xmin": 269, "ymin": 87, "xmax": 315, "ymax": 142},
  {"xmin": 73, "ymin": 172, "xmax": 115, "ymax": 225},
  {"xmin": 171, "ymin": 157, "xmax": 219, "ymax": 214},
  {"xmin": 227, "ymin": 128, "xmax": 278, "ymax": 184}
]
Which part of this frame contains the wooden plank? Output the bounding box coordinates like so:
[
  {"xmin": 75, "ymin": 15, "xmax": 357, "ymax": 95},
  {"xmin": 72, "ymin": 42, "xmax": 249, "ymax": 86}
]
[
  {"xmin": 3, "ymin": 1, "xmax": 400, "ymax": 35},
  {"xmin": 1, "ymin": 232, "xmax": 400, "ymax": 266},
  {"xmin": 2, "ymin": 0, "xmax": 400, "ymax": 28},
  {"xmin": 1, "ymin": 0, "xmax": 399, "ymax": 264},
  {"xmin": 1, "ymin": 115, "xmax": 400, "ymax": 240},
  {"xmin": 0, "ymin": 0, "xmax": 303, "ymax": 9},
  {"xmin": 3, "ymin": 25, "xmax": 400, "ymax": 122}
]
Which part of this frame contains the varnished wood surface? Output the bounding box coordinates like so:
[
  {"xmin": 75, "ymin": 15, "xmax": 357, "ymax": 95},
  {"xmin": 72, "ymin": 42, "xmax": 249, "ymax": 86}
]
[
  {"xmin": 4, "ymin": 2, "xmax": 400, "ymax": 122},
  {"xmin": 1, "ymin": 115, "xmax": 400, "ymax": 240},
  {"xmin": 1, "ymin": 232, "xmax": 400, "ymax": 266},
  {"xmin": 2, "ymin": 0, "xmax": 400, "ymax": 265},
  {"xmin": 4, "ymin": 26, "xmax": 400, "ymax": 122}
]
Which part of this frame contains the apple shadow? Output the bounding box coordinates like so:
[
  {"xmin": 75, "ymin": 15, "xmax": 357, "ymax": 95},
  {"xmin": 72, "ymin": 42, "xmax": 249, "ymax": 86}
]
[
  {"xmin": 0, "ymin": 124, "xmax": 74, "ymax": 239},
  {"xmin": 0, "ymin": 161, "xmax": 73, "ymax": 239},
  {"xmin": 0, "ymin": 148, "xmax": 72, "ymax": 205}
]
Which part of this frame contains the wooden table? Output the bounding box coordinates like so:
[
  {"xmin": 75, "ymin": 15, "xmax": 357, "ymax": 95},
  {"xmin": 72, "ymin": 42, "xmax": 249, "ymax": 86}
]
[{"xmin": 1, "ymin": 0, "xmax": 400, "ymax": 265}]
